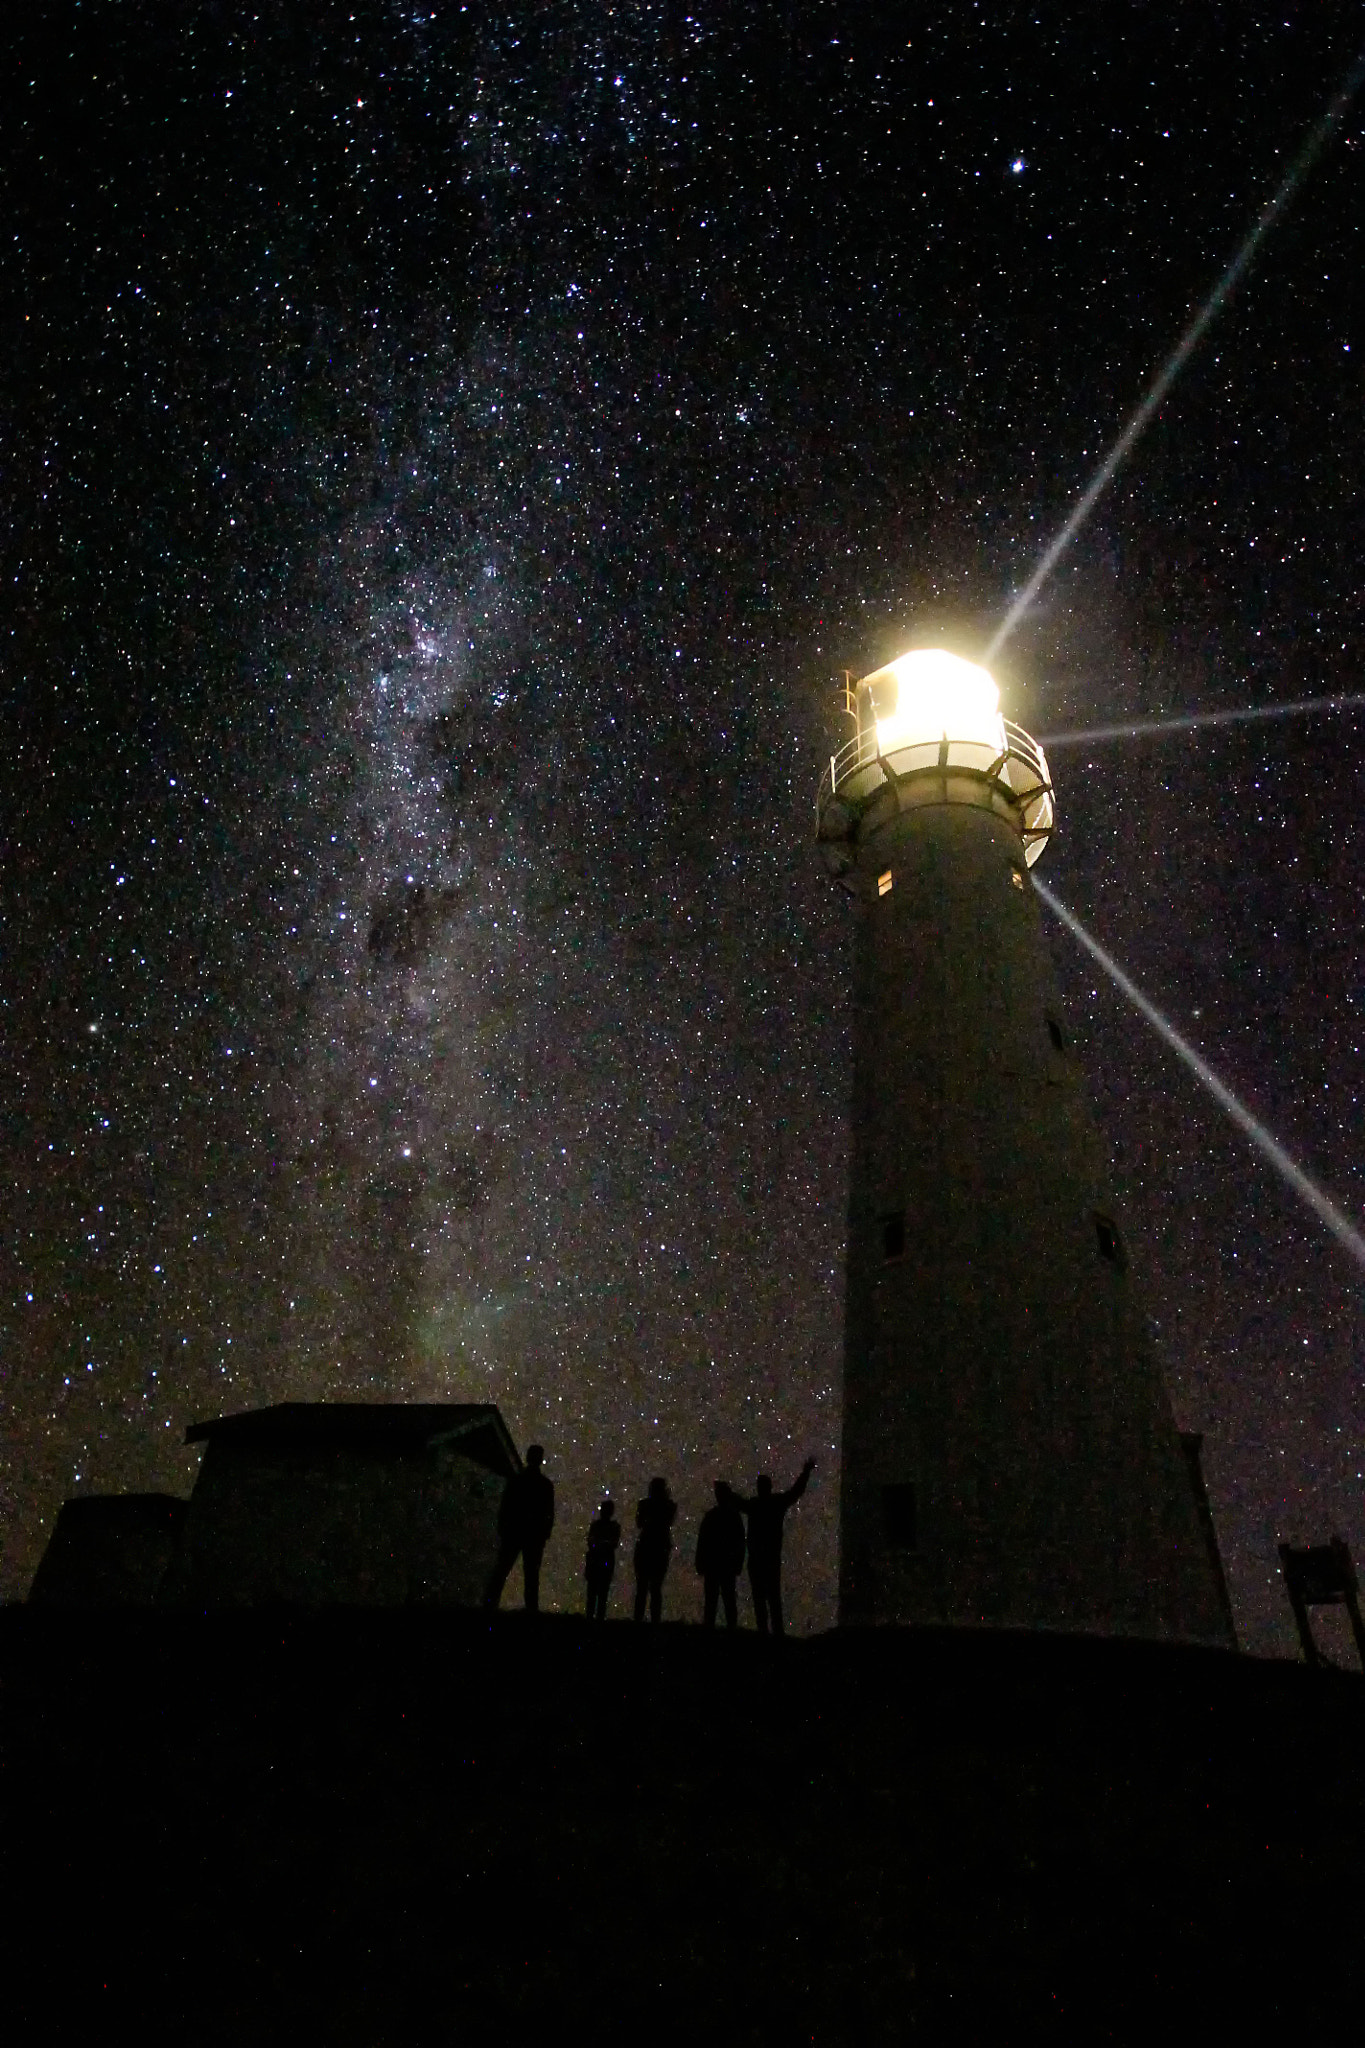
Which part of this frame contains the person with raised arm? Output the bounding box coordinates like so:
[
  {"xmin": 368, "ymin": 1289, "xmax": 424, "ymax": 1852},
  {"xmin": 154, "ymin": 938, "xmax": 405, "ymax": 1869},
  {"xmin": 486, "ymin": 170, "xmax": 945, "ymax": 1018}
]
[{"xmin": 733, "ymin": 1459, "xmax": 815, "ymax": 1636}]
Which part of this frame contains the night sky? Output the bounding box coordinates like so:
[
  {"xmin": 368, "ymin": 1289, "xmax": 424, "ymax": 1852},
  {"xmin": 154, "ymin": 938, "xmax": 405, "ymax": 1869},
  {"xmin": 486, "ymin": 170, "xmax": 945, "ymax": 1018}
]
[{"xmin": 4, "ymin": 4, "xmax": 1363, "ymax": 1651}]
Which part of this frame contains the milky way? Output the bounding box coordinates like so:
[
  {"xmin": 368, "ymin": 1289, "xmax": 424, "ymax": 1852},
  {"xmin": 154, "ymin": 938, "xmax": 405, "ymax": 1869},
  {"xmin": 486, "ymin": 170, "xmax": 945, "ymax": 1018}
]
[{"xmin": 5, "ymin": 5, "xmax": 1364, "ymax": 1649}]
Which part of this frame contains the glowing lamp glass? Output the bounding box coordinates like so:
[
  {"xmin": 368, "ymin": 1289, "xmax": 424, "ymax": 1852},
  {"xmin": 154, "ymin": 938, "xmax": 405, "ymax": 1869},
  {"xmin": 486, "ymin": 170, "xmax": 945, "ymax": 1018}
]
[{"xmin": 866, "ymin": 649, "xmax": 1006, "ymax": 756}]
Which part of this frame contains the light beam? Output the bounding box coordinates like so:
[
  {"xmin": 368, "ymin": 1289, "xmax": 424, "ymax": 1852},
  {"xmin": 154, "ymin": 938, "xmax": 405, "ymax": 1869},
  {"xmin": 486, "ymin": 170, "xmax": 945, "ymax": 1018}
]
[
  {"xmin": 1040, "ymin": 691, "xmax": 1365, "ymax": 749},
  {"xmin": 985, "ymin": 43, "xmax": 1365, "ymax": 664},
  {"xmin": 1034, "ymin": 879, "xmax": 1365, "ymax": 1275}
]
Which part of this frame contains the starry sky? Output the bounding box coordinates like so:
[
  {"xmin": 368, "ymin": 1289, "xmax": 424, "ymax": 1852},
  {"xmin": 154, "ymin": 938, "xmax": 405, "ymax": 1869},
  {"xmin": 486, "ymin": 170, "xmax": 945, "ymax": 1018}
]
[{"xmin": 3, "ymin": 3, "xmax": 1363, "ymax": 1650}]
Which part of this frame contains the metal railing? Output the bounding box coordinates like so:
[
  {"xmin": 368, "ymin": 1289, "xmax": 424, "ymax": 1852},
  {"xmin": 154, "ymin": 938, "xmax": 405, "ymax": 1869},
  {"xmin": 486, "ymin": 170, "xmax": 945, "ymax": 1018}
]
[{"xmin": 816, "ymin": 718, "xmax": 1055, "ymax": 860}]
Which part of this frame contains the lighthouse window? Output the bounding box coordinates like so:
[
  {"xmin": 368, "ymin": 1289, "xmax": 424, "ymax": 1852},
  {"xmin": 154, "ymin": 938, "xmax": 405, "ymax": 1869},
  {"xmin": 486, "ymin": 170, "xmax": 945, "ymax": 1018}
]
[
  {"xmin": 883, "ymin": 1483, "xmax": 917, "ymax": 1551},
  {"xmin": 1047, "ymin": 1015, "xmax": 1066, "ymax": 1052},
  {"xmin": 881, "ymin": 1211, "xmax": 906, "ymax": 1262},
  {"xmin": 1010, "ymin": 868, "xmax": 1025, "ymax": 890},
  {"xmin": 877, "ymin": 869, "xmax": 893, "ymax": 897},
  {"xmin": 1094, "ymin": 1213, "xmax": 1127, "ymax": 1271}
]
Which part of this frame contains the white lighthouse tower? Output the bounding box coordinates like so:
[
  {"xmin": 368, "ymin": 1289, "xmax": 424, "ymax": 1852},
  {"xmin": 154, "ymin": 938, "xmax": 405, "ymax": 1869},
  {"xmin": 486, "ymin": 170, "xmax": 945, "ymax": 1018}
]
[{"xmin": 818, "ymin": 649, "xmax": 1234, "ymax": 1644}]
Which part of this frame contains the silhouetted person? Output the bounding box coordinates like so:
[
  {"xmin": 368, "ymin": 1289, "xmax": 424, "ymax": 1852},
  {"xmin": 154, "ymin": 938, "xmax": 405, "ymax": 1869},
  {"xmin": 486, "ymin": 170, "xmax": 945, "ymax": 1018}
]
[
  {"xmin": 484, "ymin": 1444, "xmax": 555, "ymax": 1611},
  {"xmin": 735, "ymin": 1459, "xmax": 815, "ymax": 1636},
  {"xmin": 633, "ymin": 1477, "xmax": 677, "ymax": 1624},
  {"xmin": 695, "ymin": 1480, "xmax": 746, "ymax": 1628},
  {"xmin": 584, "ymin": 1497, "xmax": 621, "ymax": 1621}
]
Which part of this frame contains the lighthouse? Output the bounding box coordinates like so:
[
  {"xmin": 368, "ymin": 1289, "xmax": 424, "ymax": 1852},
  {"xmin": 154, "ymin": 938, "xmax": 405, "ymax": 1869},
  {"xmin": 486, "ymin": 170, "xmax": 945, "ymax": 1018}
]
[{"xmin": 818, "ymin": 649, "xmax": 1234, "ymax": 1644}]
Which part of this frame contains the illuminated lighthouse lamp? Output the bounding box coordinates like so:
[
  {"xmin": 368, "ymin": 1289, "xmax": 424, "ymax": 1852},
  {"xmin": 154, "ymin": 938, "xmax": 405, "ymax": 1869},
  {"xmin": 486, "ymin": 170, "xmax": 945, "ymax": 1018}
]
[{"xmin": 817, "ymin": 647, "xmax": 1055, "ymax": 876}]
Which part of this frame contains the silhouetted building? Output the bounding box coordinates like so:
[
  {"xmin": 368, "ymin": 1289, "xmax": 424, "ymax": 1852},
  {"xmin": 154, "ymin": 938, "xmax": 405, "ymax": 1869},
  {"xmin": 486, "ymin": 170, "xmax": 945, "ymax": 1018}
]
[
  {"xmin": 28, "ymin": 1494, "xmax": 186, "ymax": 1606},
  {"xmin": 170, "ymin": 1402, "xmax": 520, "ymax": 1607},
  {"xmin": 818, "ymin": 650, "xmax": 1235, "ymax": 1644},
  {"xmin": 1180, "ymin": 1432, "xmax": 1238, "ymax": 1643}
]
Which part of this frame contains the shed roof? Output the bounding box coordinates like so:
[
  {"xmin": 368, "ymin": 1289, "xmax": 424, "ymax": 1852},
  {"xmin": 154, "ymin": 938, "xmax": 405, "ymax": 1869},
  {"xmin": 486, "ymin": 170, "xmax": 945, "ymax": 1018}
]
[
  {"xmin": 184, "ymin": 1403, "xmax": 521, "ymax": 1479},
  {"xmin": 48, "ymin": 1492, "xmax": 187, "ymax": 1524}
]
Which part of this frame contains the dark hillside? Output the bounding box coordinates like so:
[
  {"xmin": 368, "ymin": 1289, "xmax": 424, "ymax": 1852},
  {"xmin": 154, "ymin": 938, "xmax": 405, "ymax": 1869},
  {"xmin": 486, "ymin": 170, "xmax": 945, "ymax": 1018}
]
[{"xmin": 6, "ymin": 1614, "xmax": 1361, "ymax": 2041}]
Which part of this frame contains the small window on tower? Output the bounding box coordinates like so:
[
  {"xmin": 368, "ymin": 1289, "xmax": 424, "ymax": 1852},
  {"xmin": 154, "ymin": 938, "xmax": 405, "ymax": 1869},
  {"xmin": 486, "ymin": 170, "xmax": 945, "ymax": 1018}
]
[
  {"xmin": 1010, "ymin": 867, "xmax": 1025, "ymax": 890},
  {"xmin": 881, "ymin": 1211, "xmax": 906, "ymax": 1262},
  {"xmin": 878, "ymin": 869, "xmax": 893, "ymax": 897},
  {"xmin": 883, "ymin": 1483, "xmax": 917, "ymax": 1550},
  {"xmin": 1047, "ymin": 1015, "xmax": 1066, "ymax": 1053},
  {"xmin": 1094, "ymin": 1213, "xmax": 1127, "ymax": 1271}
]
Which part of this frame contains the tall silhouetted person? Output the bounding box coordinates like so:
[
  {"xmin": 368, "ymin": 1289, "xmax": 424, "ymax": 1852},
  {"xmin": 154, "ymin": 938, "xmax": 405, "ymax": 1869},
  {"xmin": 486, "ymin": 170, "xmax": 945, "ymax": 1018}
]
[
  {"xmin": 633, "ymin": 1477, "xmax": 677, "ymax": 1624},
  {"xmin": 735, "ymin": 1459, "xmax": 815, "ymax": 1636},
  {"xmin": 584, "ymin": 1497, "xmax": 621, "ymax": 1620},
  {"xmin": 484, "ymin": 1443, "xmax": 555, "ymax": 1611},
  {"xmin": 695, "ymin": 1480, "xmax": 746, "ymax": 1628}
]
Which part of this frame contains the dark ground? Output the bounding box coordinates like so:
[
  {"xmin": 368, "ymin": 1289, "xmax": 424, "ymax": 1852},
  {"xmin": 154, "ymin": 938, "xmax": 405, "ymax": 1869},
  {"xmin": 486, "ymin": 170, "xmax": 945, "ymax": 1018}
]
[{"xmin": 4, "ymin": 1613, "xmax": 1362, "ymax": 2043}]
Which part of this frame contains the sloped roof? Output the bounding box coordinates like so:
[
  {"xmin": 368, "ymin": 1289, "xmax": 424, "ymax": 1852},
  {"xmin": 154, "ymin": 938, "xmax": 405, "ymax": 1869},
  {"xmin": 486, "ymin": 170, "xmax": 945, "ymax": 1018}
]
[
  {"xmin": 46, "ymin": 1492, "xmax": 186, "ymax": 1524},
  {"xmin": 184, "ymin": 1403, "xmax": 521, "ymax": 1479}
]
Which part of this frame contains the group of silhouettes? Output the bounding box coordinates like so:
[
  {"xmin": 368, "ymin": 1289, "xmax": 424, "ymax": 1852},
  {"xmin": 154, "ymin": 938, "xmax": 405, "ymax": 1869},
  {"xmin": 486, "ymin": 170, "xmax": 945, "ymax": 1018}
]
[{"xmin": 484, "ymin": 1445, "xmax": 816, "ymax": 1637}]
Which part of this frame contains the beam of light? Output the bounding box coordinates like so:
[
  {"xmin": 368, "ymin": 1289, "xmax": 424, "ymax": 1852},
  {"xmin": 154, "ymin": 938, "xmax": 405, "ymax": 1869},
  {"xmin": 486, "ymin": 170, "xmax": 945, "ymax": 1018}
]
[
  {"xmin": 984, "ymin": 43, "xmax": 1365, "ymax": 665},
  {"xmin": 1040, "ymin": 691, "xmax": 1365, "ymax": 749},
  {"xmin": 1033, "ymin": 879, "xmax": 1365, "ymax": 1276}
]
